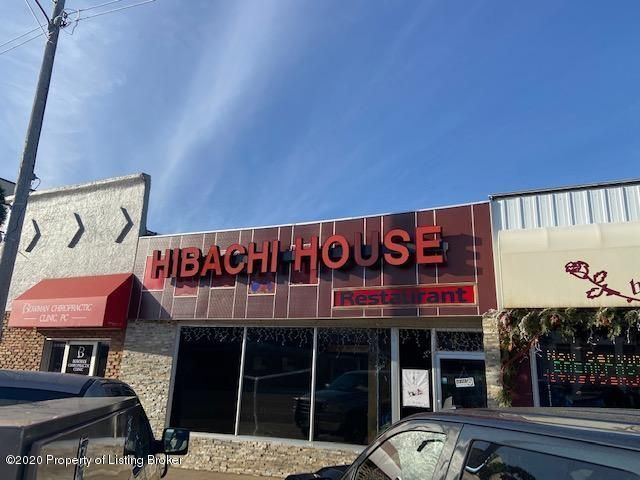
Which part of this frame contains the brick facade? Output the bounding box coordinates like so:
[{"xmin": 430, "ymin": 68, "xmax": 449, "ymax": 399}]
[
  {"xmin": 0, "ymin": 313, "xmax": 125, "ymax": 377},
  {"xmin": 181, "ymin": 435, "xmax": 360, "ymax": 477},
  {"xmin": 119, "ymin": 320, "xmax": 178, "ymax": 436},
  {"xmin": 0, "ymin": 312, "xmax": 44, "ymax": 371},
  {"xmin": 482, "ymin": 315, "xmax": 501, "ymax": 408}
]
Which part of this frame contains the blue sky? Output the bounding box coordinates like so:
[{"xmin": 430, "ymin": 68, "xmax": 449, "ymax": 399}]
[{"xmin": 1, "ymin": 1, "xmax": 639, "ymax": 234}]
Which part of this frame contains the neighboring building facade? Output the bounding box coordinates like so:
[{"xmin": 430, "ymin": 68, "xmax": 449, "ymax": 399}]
[
  {"xmin": 119, "ymin": 202, "xmax": 497, "ymax": 475},
  {"xmin": 486, "ymin": 179, "xmax": 640, "ymax": 409},
  {"xmin": 0, "ymin": 174, "xmax": 151, "ymax": 378},
  {"xmin": 0, "ymin": 177, "xmax": 16, "ymax": 197}
]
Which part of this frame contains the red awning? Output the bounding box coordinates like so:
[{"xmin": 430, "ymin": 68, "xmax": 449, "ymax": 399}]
[{"xmin": 9, "ymin": 273, "xmax": 133, "ymax": 329}]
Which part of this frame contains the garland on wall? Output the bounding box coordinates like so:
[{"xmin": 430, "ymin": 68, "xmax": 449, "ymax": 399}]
[{"xmin": 483, "ymin": 307, "xmax": 640, "ymax": 406}]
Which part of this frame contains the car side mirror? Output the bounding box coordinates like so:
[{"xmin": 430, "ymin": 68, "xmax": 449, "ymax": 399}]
[{"xmin": 162, "ymin": 428, "xmax": 190, "ymax": 455}]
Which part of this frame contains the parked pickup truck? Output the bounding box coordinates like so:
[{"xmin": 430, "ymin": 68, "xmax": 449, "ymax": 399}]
[
  {"xmin": 0, "ymin": 396, "xmax": 189, "ymax": 480},
  {"xmin": 286, "ymin": 408, "xmax": 640, "ymax": 480}
]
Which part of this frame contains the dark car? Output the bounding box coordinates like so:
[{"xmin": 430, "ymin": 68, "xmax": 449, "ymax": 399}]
[
  {"xmin": 0, "ymin": 369, "xmax": 137, "ymax": 406},
  {"xmin": 287, "ymin": 408, "xmax": 640, "ymax": 480},
  {"xmin": 294, "ymin": 371, "xmax": 372, "ymax": 444}
]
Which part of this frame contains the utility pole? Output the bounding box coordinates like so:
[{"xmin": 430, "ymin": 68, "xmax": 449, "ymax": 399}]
[{"xmin": 0, "ymin": 0, "xmax": 66, "ymax": 323}]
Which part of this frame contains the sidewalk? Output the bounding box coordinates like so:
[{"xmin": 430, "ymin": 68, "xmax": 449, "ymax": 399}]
[{"xmin": 166, "ymin": 469, "xmax": 278, "ymax": 480}]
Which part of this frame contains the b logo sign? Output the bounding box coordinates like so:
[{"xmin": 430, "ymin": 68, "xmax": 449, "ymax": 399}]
[{"xmin": 77, "ymin": 346, "xmax": 85, "ymax": 358}]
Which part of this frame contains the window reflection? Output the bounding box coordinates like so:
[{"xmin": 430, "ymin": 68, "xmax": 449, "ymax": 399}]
[
  {"xmin": 462, "ymin": 441, "xmax": 638, "ymax": 480},
  {"xmin": 238, "ymin": 328, "xmax": 313, "ymax": 439},
  {"xmin": 171, "ymin": 326, "xmax": 394, "ymax": 444},
  {"xmin": 307, "ymin": 328, "xmax": 391, "ymax": 444}
]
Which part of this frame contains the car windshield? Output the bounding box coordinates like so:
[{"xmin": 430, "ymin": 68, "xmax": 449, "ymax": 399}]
[
  {"xmin": 0, "ymin": 386, "xmax": 78, "ymax": 406},
  {"xmin": 327, "ymin": 372, "xmax": 368, "ymax": 392}
]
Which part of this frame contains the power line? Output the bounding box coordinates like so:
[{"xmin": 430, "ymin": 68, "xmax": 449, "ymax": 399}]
[
  {"xmin": 0, "ymin": 26, "xmax": 41, "ymax": 49},
  {"xmin": 78, "ymin": 0, "xmax": 126, "ymax": 13},
  {"xmin": 23, "ymin": 0, "xmax": 48, "ymax": 38},
  {"xmin": 0, "ymin": 31, "xmax": 43, "ymax": 56},
  {"xmin": 1, "ymin": 0, "xmax": 156, "ymax": 56},
  {"xmin": 68, "ymin": 0, "xmax": 156, "ymax": 23},
  {"xmin": 32, "ymin": 0, "xmax": 51, "ymax": 23}
]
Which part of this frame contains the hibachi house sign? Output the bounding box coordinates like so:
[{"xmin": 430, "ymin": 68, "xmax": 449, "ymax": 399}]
[
  {"xmin": 149, "ymin": 226, "xmax": 445, "ymax": 279},
  {"xmin": 133, "ymin": 205, "xmax": 497, "ymax": 320}
]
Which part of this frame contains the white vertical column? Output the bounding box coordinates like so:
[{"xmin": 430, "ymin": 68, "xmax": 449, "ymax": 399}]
[
  {"xmin": 234, "ymin": 327, "xmax": 248, "ymax": 436},
  {"xmin": 431, "ymin": 330, "xmax": 439, "ymax": 411},
  {"xmin": 164, "ymin": 325, "xmax": 182, "ymax": 427},
  {"xmin": 390, "ymin": 328, "xmax": 400, "ymax": 423},
  {"xmin": 308, "ymin": 328, "xmax": 318, "ymax": 441}
]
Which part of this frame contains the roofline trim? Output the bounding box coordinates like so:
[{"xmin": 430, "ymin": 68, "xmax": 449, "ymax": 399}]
[
  {"xmin": 490, "ymin": 178, "xmax": 640, "ymax": 200},
  {"xmin": 141, "ymin": 200, "xmax": 489, "ymax": 239},
  {"xmin": 5, "ymin": 173, "xmax": 150, "ymax": 202}
]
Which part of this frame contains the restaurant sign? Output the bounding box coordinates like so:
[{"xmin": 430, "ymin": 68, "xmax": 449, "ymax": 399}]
[
  {"xmin": 333, "ymin": 284, "xmax": 476, "ymax": 308},
  {"xmin": 150, "ymin": 226, "xmax": 445, "ymax": 279}
]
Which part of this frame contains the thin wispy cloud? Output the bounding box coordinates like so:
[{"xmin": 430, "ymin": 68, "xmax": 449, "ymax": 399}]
[{"xmin": 151, "ymin": 0, "xmax": 307, "ymax": 230}]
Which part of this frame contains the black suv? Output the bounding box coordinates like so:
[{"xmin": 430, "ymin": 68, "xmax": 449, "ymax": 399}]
[
  {"xmin": 0, "ymin": 369, "xmax": 136, "ymax": 406},
  {"xmin": 289, "ymin": 408, "xmax": 640, "ymax": 480}
]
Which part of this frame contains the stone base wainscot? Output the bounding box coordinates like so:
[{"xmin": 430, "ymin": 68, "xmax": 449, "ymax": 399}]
[{"xmin": 178, "ymin": 434, "xmax": 361, "ymax": 478}]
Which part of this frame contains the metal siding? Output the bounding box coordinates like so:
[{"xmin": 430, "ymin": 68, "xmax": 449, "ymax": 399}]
[
  {"xmin": 571, "ymin": 190, "xmax": 589, "ymax": 225},
  {"xmin": 607, "ymin": 187, "xmax": 627, "ymax": 223},
  {"xmin": 521, "ymin": 196, "xmax": 538, "ymax": 229},
  {"xmin": 492, "ymin": 182, "xmax": 640, "ymax": 233},
  {"xmin": 625, "ymin": 185, "xmax": 640, "ymax": 220},
  {"xmin": 589, "ymin": 189, "xmax": 608, "ymax": 224},
  {"xmin": 554, "ymin": 192, "xmax": 572, "ymax": 227},
  {"xmin": 537, "ymin": 194, "xmax": 555, "ymax": 227},
  {"xmin": 505, "ymin": 198, "xmax": 521, "ymax": 229}
]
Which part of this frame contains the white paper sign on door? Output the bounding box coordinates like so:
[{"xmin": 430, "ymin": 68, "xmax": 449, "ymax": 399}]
[
  {"xmin": 402, "ymin": 369, "xmax": 430, "ymax": 408},
  {"xmin": 455, "ymin": 377, "xmax": 475, "ymax": 388}
]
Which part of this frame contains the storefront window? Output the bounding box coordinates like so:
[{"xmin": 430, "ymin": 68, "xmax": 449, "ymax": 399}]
[
  {"xmin": 44, "ymin": 341, "xmax": 66, "ymax": 372},
  {"xmin": 94, "ymin": 342, "xmax": 109, "ymax": 377},
  {"xmin": 238, "ymin": 327, "xmax": 313, "ymax": 439},
  {"xmin": 171, "ymin": 327, "xmax": 244, "ymax": 433},
  {"xmin": 536, "ymin": 331, "xmax": 640, "ymax": 409},
  {"xmin": 170, "ymin": 326, "xmax": 489, "ymax": 444},
  {"xmin": 42, "ymin": 340, "xmax": 109, "ymax": 377},
  {"xmin": 312, "ymin": 328, "xmax": 391, "ymax": 444}
]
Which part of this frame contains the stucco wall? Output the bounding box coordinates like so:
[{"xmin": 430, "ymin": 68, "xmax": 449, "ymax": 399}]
[{"xmin": 2, "ymin": 174, "xmax": 150, "ymax": 307}]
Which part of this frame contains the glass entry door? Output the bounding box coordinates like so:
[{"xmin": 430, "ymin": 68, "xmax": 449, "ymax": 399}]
[{"xmin": 436, "ymin": 354, "xmax": 487, "ymax": 410}]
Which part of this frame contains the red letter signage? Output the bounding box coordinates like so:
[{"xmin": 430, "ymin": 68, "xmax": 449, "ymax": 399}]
[
  {"xmin": 415, "ymin": 225, "xmax": 444, "ymax": 264},
  {"xmin": 148, "ymin": 225, "xmax": 446, "ymax": 279}
]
